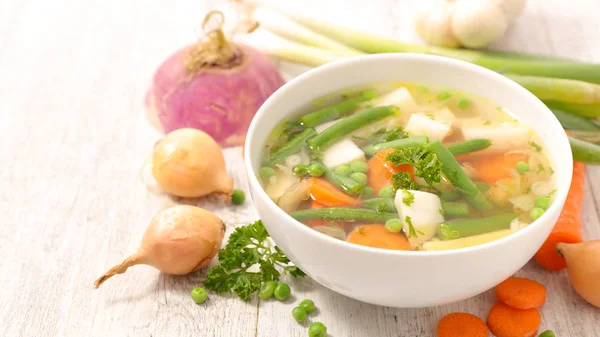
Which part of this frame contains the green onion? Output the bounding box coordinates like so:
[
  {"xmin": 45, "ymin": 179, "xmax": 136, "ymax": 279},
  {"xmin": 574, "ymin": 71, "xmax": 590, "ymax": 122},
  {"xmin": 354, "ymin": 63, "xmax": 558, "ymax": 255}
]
[
  {"xmin": 545, "ymin": 101, "xmax": 600, "ymax": 118},
  {"xmin": 550, "ymin": 108, "xmax": 600, "ymax": 131}
]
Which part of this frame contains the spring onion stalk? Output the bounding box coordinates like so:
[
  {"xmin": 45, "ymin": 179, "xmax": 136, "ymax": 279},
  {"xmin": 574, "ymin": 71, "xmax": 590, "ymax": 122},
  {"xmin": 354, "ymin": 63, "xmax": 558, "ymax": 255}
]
[
  {"xmin": 251, "ymin": 7, "xmax": 363, "ymax": 57},
  {"xmin": 290, "ymin": 207, "xmax": 397, "ymax": 222},
  {"xmin": 569, "ymin": 131, "xmax": 600, "ymax": 144},
  {"xmin": 265, "ymin": 7, "xmax": 600, "ymax": 84},
  {"xmin": 299, "ymin": 90, "xmax": 378, "ymax": 127},
  {"xmin": 551, "ymin": 109, "xmax": 600, "ymax": 131},
  {"xmin": 569, "ymin": 137, "xmax": 600, "ymax": 164},
  {"xmin": 505, "ymin": 75, "xmax": 600, "ymax": 104},
  {"xmin": 545, "ymin": 101, "xmax": 600, "ymax": 118},
  {"xmin": 268, "ymin": 128, "xmax": 316, "ymax": 164}
]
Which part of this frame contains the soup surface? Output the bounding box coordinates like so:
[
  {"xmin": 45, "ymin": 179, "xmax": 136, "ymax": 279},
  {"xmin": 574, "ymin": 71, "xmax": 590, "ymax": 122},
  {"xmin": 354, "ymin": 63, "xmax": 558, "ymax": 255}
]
[{"xmin": 258, "ymin": 83, "xmax": 555, "ymax": 251}]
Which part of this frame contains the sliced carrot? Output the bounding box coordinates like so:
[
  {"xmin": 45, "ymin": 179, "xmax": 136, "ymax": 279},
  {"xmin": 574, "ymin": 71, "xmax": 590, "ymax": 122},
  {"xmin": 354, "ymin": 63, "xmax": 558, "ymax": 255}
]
[
  {"xmin": 467, "ymin": 152, "xmax": 529, "ymax": 184},
  {"xmin": 437, "ymin": 312, "xmax": 489, "ymax": 337},
  {"xmin": 534, "ymin": 161, "xmax": 585, "ymax": 271},
  {"xmin": 487, "ymin": 302, "xmax": 540, "ymax": 337},
  {"xmin": 367, "ymin": 148, "xmax": 414, "ymax": 194},
  {"xmin": 346, "ymin": 224, "xmax": 411, "ymax": 250},
  {"xmin": 307, "ymin": 177, "xmax": 360, "ymax": 207},
  {"xmin": 495, "ymin": 277, "xmax": 547, "ymax": 309}
]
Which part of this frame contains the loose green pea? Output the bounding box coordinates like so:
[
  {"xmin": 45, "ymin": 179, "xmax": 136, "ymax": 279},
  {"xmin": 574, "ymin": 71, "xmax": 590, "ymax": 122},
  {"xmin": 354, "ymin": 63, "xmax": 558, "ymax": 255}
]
[
  {"xmin": 293, "ymin": 165, "xmax": 308, "ymax": 176},
  {"xmin": 292, "ymin": 306, "xmax": 308, "ymax": 322},
  {"xmin": 308, "ymin": 322, "xmax": 327, "ymax": 337},
  {"xmin": 350, "ymin": 161, "xmax": 369, "ymax": 173},
  {"xmin": 259, "ymin": 167, "xmax": 276, "ymax": 181},
  {"xmin": 274, "ymin": 283, "xmax": 291, "ymax": 301},
  {"xmin": 362, "ymin": 186, "xmax": 374, "ymax": 198},
  {"xmin": 190, "ymin": 287, "xmax": 207, "ymax": 304},
  {"xmin": 535, "ymin": 196, "xmax": 551, "ymax": 210},
  {"xmin": 258, "ymin": 281, "xmax": 277, "ymax": 300},
  {"xmin": 231, "ymin": 189, "xmax": 245, "ymax": 205},
  {"xmin": 437, "ymin": 91, "xmax": 452, "ymax": 101},
  {"xmin": 538, "ymin": 330, "xmax": 555, "ymax": 337},
  {"xmin": 308, "ymin": 163, "xmax": 325, "ymax": 177},
  {"xmin": 299, "ymin": 299, "xmax": 315, "ymax": 313},
  {"xmin": 385, "ymin": 219, "xmax": 403, "ymax": 233},
  {"xmin": 530, "ymin": 207, "xmax": 544, "ymax": 220},
  {"xmin": 516, "ymin": 161, "xmax": 529, "ymax": 174},
  {"xmin": 378, "ymin": 185, "xmax": 395, "ymax": 198},
  {"xmin": 350, "ymin": 172, "xmax": 368, "ymax": 185},
  {"xmin": 334, "ymin": 165, "xmax": 352, "ymax": 176},
  {"xmin": 457, "ymin": 97, "xmax": 472, "ymax": 109}
]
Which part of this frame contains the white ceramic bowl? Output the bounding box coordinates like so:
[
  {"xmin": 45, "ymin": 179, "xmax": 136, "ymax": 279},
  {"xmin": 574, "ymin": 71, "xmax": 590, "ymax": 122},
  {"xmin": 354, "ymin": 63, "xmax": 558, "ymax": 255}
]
[{"xmin": 244, "ymin": 54, "xmax": 572, "ymax": 308}]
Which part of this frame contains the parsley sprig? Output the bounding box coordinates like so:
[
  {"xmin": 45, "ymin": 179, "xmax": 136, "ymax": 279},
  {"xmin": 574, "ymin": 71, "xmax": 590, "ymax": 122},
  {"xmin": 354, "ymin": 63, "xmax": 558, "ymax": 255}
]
[
  {"xmin": 386, "ymin": 146, "xmax": 443, "ymax": 189},
  {"xmin": 204, "ymin": 220, "xmax": 305, "ymax": 301}
]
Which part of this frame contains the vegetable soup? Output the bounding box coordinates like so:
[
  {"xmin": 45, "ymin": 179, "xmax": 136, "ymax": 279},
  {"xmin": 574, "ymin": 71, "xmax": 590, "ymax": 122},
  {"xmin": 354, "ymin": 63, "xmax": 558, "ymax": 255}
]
[{"xmin": 258, "ymin": 83, "xmax": 555, "ymax": 251}]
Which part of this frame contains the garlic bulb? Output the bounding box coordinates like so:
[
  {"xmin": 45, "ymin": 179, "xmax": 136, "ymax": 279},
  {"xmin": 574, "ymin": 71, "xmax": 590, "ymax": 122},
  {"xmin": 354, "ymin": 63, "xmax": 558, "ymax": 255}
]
[{"xmin": 415, "ymin": 0, "xmax": 526, "ymax": 49}]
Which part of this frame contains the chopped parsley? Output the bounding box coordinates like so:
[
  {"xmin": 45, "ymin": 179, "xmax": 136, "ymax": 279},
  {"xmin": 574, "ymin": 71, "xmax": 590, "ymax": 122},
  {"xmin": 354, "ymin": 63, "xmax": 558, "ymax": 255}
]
[
  {"xmin": 529, "ymin": 141, "xmax": 543, "ymax": 152},
  {"xmin": 537, "ymin": 164, "xmax": 545, "ymax": 173},
  {"xmin": 391, "ymin": 172, "xmax": 417, "ymax": 190},
  {"xmin": 425, "ymin": 113, "xmax": 436, "ymax": 120},
  {"xmin": 386, "ymin": 146, "xmax": 443, "ymax": 187},
  {"xmin": 549, "ymin": 188, "xmax": 557, "ymax": 197},
  {"xmin": 357, "ymin": 226, "xmax": 366, "ymax": 234},
  {"xmin": 549, "ymin": 166, "xmax": 555, "ymax": 174},
  {"xmin": 483, "ymin": 120, "xmax": 492, "ymax": 125},
  {"xmin": 438, "ymin": 208, "xmax": 445, "ymax": 216},
  {"xmin": 204, "ymin": 220, "xmax": 304, "ymax": 301},
  {"xmin": 405, "ymin": 216, "xmax": 418, "ymax": 238},
  {"xmin": 525, "ymin": 186, "xmax": 532, "ymax": 194},
  {"xmin": 402, "ymin": 190, "xmax": 415, "ymax": 206}
]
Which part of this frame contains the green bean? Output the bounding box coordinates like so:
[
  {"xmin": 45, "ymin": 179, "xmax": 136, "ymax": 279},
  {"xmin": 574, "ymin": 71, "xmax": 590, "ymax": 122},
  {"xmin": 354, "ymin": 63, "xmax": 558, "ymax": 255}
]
[
  {"xmin": 268, "ymin": 128, "xmax": 316, "ymax": 164},
  {"xmin": 362, "ymin": 136, "xmax": 429, "ymax": 156},
  {"xmin": 550, "ymin": 108, "xmax": 600, "ymax": 131},
  {"xmin": 442, "ymin": 202, "xmax": 470, "ymax": 218},
  {"xmin": 447, "ymin": 139, "xmax": 492, "ymax": 156},
  {"xmin": 299, "ymin": 90, "xmax": 378, "ymax": 127},
  {"xmin": 569, "ymin": 136, "xmax": 600, "ymax": 164},
  {"xmin": 324, "ymin": 169, "xmax": 364, "ymax": 196},
  {"xmin": 475, "ymin": 182, "xmax": 491, "ymax": 192},
  {"xmin": 307, "ymin": 106, "xmax": 398, "ymax": 151},
  {"xmin": 437, "ymin": 213, "xmax": 516, "ymax": 240},
  {"xmin": 290, "ymin": 207, "xmax": 398, "ymax": 222},
  {"xmin": 545, "ymin": 100, "xmax": 600, "ymax": 118},
  {"xmin": 427, "ymin": 141, "xmax": 493, "ymax": 211},
  {"xmin": 363, "ymin": 198, "xmax": 397, "ymax": 212},
  {"xmin": 440, "ymin": 189, "xmax": 462, "ymax": 202}
]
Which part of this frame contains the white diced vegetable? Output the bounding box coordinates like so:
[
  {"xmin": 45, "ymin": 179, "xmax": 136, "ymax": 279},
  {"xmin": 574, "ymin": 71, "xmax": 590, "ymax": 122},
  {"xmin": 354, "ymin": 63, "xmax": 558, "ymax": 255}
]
[
  {"xmin": 462, "ymin": 121, "xmax": 530, "ymax": 154},
  {"xmin": 265, "ymin": 165, "xmax": 298, "ymax": 201},
  {"xmin": 315, "ymin": 120, "xmax": 365, "ymax": 168},
  {"xmin": 373, "ymin": 87, "xmax": 418, "ymax": 114},
  {"xmin": 404, "ymin": 112, "xmax": 453, "ymax": 141},
  {"xmin": 394, "ymin": 190, "xmax": 445, "ymax": 247}
]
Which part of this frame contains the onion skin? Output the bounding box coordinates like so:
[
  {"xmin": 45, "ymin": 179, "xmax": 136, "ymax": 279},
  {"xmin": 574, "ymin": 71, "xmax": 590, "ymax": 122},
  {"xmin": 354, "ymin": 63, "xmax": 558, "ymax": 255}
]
[
  {"xmin": 557, "ymin": 240, "xmax": 600, "ymax": 308},
  {"xmin": 146, "ymin": 44, "xmax": 284, "ymax": 147},
  {"xmin": 94, "ymin": 205, "xmax": 225, "ymax": 288}
]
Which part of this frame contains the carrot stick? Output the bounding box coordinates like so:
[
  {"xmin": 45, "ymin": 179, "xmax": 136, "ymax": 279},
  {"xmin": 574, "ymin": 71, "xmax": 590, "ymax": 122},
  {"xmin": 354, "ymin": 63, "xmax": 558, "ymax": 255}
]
[
  {"xmin": 534, "ymin": 161, "xmax": 585, "ymax": 270},
  {"xmin": 467, "ymin": 153, "xmax": 528, "ymax": 184},
  {"xmin": 307, "ymin": 177, "xmax": 360, "ymax": 207},
  {"xmin": 437, "ymin": 312, "xmax": 489, "ymax": 337},
  {"xmin": 346, "ymin": 224, "xmax": 411, "ymax": 250},
  {"xmin": 495, "ymin": 277, "xmax": 547, "ymax": 309},
  {"xmin": 487, "ymin": 302, "xmax": 540, "ymax": 337},
  {"xmin": 367, "ymin": 148, "xmax": 414, "ymax": 193}
]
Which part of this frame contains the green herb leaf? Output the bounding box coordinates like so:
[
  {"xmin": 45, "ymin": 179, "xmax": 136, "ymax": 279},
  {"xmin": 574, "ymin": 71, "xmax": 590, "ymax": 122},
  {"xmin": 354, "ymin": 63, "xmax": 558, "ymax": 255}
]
[
  {"xmin": 529, "ymin": 141, "xmax": 543, "ymax": 152},
  {"xmin": 405, "ymin": 216, "xmax": 418, "ymax": 238},
  {"xmin": 391, "ymin": 172, "xmax": 417, "ymax": 190},
  {"xmin": 387, "ymin": 146, "xmax": 442, "ymax": 188},
  {"xmin": 402, "ymin": 190, "xmax": 415, "ymax": 206}
]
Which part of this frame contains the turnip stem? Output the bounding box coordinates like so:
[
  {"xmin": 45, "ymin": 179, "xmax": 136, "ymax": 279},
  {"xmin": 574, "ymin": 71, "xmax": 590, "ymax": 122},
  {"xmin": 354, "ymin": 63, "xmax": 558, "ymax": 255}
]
[{"xmin": 270, "ymin": 8, "xmax": 600, "ymax": 84}]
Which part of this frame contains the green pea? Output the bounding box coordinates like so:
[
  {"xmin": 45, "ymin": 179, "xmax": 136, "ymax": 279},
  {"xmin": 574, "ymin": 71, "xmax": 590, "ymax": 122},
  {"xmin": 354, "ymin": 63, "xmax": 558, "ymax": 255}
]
[
  {"xmin": 259, "ymin": 167, "xmax": 276, "ymax": 181},
  {"xmin": 385, "ymin": 219, "xmax": 403, "ymax": 233},
  {"xmin": 190, "ymin": 287, "xmax": 207, "ymax": 304},
  {"xmin": 437, "ymin": 91, "xmax": 452, "ymax": 101},
  {"xmin": 299, "ymin": 299, "xmax": 315, "ymax": 313},
  {"xmin": 274, "ymin": 283, "xmax": 291, "ymax": 301},
  {"xmin": 378, "ymin": 185, "xmax": 395, "ymax": 198},
  {"xmin": 258, "ymin": 281, "xmax": 277, "ymax": 300},
  {"xmin": 231, "ymin": 189, "xmax": 245, "ymax": 205},
  {"xmin": 292, "ymin": 306, "xmax": 308, "ymax": 322},
  {"xmin": 516, "ymin": 161, "xmax": 529, "ymax": 174},
  {"xmin": 334, "ymin": 165, "xmax": 352, "ymax": 176},
  {"xmin": 350, "ymin": 161, "xmax": 369, "ymax": 173},
  {"xmin": 535, "ymin": 196, "xmax": 551, "ymax": 210},
  {"xmin": 530, "ymin": 207, "xmax": 545, "ymax": 221},
  {"xmin": 457, "ymin": 97, "xmax": 472, "ymax": 109},
  {"xmin": 293, "ymin": 165, "xmax": 308, "ymax": 176},
  {"xmin": 308, "ymin": 163, "xmax": 325, "ymax": 177},
  {"xmin": 308, "ymin": 322, "xmax": 327, "ymax": 337},
  {"xmin": 538, "ymin": 330, "xmax": 555, "ymax": 337},
  {"xmin": 362, "ymin": 186, "xmax": 374, "ymax": 198},
  {"xmin": 350, "ymin": 172, "xmax": 368, "ymax": 185}
]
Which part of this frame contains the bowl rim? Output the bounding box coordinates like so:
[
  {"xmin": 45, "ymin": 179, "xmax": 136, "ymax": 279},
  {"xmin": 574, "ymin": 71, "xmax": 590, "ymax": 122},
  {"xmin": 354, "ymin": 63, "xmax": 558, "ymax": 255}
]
[{"xmin": 244, "ymin": 53, "xmax": 573, "ymax": 258}]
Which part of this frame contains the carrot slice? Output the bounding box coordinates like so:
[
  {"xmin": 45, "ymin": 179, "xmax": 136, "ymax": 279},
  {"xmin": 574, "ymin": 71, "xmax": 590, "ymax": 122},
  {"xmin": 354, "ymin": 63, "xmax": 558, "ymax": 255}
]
[
  {"xmin": 307, "ymin": 177, "xmax": 360, "ymax": 207},
  {"xmin": 495, "ymin": 277, "xmax": 547, "ymax": 309},
  {"xmin": 346, "ymin": 224, "xmax": 411, "ymax": 250},
  {"xmin": 467, "ymin": 153, "xmax": 528, "ymax": 184},
  {"xmin": 367, "ymin": 148, "xmax": 414, "ymax": 194},
  {"xmin": 437, "ymin": 312, "xmax": 489, "ymax": 337},
  {"xmin": 534, "ymin": 161, "xmax": 585, "ymax": 270},
  {"xmin": 487, "ymin": 302, "xmax": 540, "ymax": 337}
]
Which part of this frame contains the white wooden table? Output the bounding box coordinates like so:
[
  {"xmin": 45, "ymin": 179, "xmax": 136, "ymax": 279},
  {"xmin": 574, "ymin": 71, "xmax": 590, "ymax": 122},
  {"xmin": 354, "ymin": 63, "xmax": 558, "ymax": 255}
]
[{"xmin": 1, "ymin": 0, "xmax": 599, "ymax": 336}]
